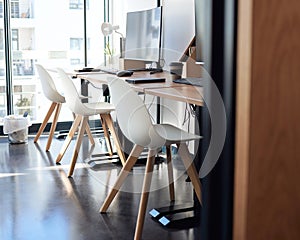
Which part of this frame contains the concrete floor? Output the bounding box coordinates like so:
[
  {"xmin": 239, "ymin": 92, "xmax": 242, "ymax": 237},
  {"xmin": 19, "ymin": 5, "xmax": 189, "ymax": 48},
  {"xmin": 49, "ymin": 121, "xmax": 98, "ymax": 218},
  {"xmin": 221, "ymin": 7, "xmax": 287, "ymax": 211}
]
[{"xmin": 0, "ymin": 134, "xmax": 201, "ymax": 240}]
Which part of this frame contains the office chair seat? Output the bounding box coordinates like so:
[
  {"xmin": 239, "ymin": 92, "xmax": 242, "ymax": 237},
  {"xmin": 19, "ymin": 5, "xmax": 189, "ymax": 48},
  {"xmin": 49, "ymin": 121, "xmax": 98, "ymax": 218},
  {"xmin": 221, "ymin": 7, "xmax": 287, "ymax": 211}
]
[
  {"xmin": 100, "ymin": 77, "xmax": 202, "ymax": 240},
  {"xmin": 55, "ymin": 68, "xmax": 126, "ymax": 177},
  {"xmin": 153, "ymin": 123, "xmax": 200, "ymax": 143},
  {"xmin": 75, "ymin": 101, "xmax": 114, "ymax": 116}
]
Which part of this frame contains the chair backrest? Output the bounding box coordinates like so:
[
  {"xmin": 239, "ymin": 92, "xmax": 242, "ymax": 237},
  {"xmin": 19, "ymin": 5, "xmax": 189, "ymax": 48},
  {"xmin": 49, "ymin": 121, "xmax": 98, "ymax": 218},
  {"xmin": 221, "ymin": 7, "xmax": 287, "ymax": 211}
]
[
  {"xmin": 107, "ymin": 77, "xmax": 164, "ymax": 148},
  {"xmin": 35, "ymin": 64, "xmax": 65, "ymax": 103},
  {"xmin": 56, "ymin": 68, "xmax": 91, "ymax": 116}
]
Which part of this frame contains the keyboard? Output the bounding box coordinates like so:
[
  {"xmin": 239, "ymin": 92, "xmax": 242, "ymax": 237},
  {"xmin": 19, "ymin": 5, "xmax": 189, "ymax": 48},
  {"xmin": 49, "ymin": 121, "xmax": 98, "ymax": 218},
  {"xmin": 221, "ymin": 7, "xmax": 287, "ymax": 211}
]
[
  {"xmin": 99, "ymin": 68, "xmax": 162, "ymax": 75},
  {"xmin": 74, "ymin": 68, "xmax": 101, "ymax": 72},
  {"xmin": 173, "ymin": 77, "xmax": 203, "ymax": 87},
  {"xmin": 125, "ymin": 77, "xmax": 165, "ymax": 84},
  {"xmin": 127, "ymin": 67, "xmax": 163, "ymax": 72}
]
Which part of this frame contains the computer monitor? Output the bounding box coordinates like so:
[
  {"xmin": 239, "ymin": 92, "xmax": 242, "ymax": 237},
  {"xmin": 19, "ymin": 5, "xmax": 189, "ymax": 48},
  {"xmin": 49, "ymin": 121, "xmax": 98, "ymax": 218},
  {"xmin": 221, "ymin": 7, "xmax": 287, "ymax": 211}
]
[
  {"xmin": 124, "ymin": 7, "xmax": 162, "ymax": 66},
  {"xmin": 194, "ymin": 0, "xmax": 209, "ymax": 65}
]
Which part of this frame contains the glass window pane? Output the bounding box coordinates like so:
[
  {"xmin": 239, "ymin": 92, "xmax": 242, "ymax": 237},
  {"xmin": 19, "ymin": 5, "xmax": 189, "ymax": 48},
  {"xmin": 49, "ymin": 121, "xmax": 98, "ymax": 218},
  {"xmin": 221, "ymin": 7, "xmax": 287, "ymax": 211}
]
[
  {"xmin": 0, "ymin": 1, "xmax": 6, "ymax": 118},
  {"xmin": 86, "ymin": 1, "xmax": 107, "ymax": 67},
  {"xmin": 11, "ymin": 0, "xmax": 20, "ymax": 18},
  {"xmin": 0, "ymin": 0, "xmax": 105, "ymax": 124},
  {"xmin": 8, "ymin": 0, "xmax": 105, "ymax": 123}
]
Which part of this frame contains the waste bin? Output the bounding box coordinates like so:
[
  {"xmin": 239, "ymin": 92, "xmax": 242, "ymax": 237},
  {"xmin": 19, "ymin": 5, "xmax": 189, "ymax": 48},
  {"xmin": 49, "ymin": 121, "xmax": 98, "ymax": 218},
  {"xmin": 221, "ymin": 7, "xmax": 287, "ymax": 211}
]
[{"xmin": 3, "ymin": 115, "xmax": 31, "ymax": 144}]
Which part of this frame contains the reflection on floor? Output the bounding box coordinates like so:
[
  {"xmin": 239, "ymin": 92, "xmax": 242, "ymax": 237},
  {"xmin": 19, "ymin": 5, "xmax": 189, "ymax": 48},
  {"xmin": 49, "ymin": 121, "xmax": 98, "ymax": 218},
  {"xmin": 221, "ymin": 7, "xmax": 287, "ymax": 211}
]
[{"xmin": 0, "ymin": 134, "xmax": 201, "ymax": 240}]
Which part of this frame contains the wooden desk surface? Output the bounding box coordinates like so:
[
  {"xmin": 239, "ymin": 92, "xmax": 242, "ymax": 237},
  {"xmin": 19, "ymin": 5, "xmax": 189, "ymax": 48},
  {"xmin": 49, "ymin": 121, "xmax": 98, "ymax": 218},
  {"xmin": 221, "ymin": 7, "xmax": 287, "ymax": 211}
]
[
  {"xmin": 145, "ymin": 86, "xmax": 203, "ymax": 106},
  {"xmin": 75, "ymin": 71, "xmax": 203, "ymax": 106}
]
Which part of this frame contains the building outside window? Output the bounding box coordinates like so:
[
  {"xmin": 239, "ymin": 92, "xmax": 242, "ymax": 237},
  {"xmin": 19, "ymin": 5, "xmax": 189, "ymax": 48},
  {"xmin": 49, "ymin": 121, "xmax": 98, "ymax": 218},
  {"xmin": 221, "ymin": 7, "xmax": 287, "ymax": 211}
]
[
  {"xmin": 11, "ymin": 0, "xmax": 19, "ymax": 18},
  {"xmin": 0, "ymin": 0, "xmax": 107, "ymax": 127},
  {"xmin": 69, "ymin": 0, "xmax": 88, "ymax": 10},
  {"xmin": 11, "ymin": 29, "xmax": 18, "ymax": 50},
  {"xmin": 70, "ymin": 37, "xmax": 83, "ymax": 50}
]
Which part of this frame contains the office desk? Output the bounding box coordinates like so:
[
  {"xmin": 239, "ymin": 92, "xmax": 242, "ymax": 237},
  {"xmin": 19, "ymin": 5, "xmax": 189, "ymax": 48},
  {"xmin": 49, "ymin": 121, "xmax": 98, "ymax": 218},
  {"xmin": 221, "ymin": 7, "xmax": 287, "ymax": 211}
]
[
  {"xmin": 75, "ymin": 71, "xmax": 203, "ymax": 105},
  {"xmin": 75, "ymin": 71, "xmax": 204, "ymax": 127},
  {"xmin": 145, "ymin": 85, "xmax": 203, "ymax": 106}
]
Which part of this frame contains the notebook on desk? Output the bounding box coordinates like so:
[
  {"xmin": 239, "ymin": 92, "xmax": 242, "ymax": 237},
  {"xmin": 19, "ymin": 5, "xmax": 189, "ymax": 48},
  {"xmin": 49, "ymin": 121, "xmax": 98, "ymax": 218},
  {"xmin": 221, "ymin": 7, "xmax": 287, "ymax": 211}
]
[{"xmin": 125, "ymin": 77, "xmax": 166, "ymax": 84}]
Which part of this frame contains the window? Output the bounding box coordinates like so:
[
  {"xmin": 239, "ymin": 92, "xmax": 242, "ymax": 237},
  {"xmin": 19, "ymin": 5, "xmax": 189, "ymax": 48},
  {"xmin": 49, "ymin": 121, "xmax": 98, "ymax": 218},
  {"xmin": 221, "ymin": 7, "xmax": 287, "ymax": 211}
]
[
  {"xmin": 0, "ymin": 29, "xmax": 3, "ymax": 49},
  {"xmin": 70, "ymin": 37, "xmax": 83, "ymax": 50},
  {"xmin": 11, "ymin": 29, "xmax": 19, "ymax": 50},
  {"xmin": 0, "ymin": 1, "xmax": 3, "ymax": 18},
  {"xmin": 13, "ymin": 59, "xmax": 34, "ymax": 76},
  {"xmin": 11, "ymin": 0, "xmax": 20, "ymax": 18},
  {"xmin": 70, "ymin": 58, "xmax": 82, "ymax": 65},
  {"xmin": 69, "ymin": 0, "xmax": 86, "ymax": 10},
  {"xmin": 0, "ymin": 0, "xmax": 23, "ymax": 18},
  {"xmin": 0, "ymin": 0, "xmax": 107, "ymax": 123},
  {"xmin": 70, "ymin": 37, "xmax": 90, "ymax": 50},
  {"xmin": 0, "ymin": 29, "xmax": 20, "ymax": 51}
]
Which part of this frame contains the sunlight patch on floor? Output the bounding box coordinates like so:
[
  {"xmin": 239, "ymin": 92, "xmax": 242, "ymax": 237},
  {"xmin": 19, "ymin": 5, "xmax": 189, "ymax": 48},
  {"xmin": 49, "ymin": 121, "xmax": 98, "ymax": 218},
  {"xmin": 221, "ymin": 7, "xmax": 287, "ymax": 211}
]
[
  {"xmin": 0, "ymin": 173, "xmax": 28, "ymax": 178},
  {"xmin": 26, "ymin": 163, "xmax": 90, "ymax": 171}
]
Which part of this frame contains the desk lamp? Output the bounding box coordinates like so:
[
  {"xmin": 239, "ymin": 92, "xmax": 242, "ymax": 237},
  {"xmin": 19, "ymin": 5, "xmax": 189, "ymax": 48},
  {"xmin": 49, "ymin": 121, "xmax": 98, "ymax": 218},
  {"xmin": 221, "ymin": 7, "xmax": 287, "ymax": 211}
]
[{"xmin": 101, "ymin": 22, "xmax": 125, "ymax": 58}]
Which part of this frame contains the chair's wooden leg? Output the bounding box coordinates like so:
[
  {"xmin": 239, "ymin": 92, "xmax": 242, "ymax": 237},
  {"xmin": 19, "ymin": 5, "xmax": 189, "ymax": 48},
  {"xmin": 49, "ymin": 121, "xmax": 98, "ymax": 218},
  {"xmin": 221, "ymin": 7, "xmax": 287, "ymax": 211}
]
[
  {"xmin": 68, "ymin": 116, "xmax": 88, "ymax": 177},
  {"xmin": 34, "ymin": 102, "xmax": 57, "ymax": 143},
  {"xmin": 99, "ymin": 114, "xmax": 113, "ymax": 155},
  {"xmin": 100, "ymin": 144, "xmax": 144, "ymax": 213},
  {"xmin": 166, "ymin": 145, "xmax": 175, "ymax": 201},
  {"xmin": 102, "ymin": 114, "xmax": 126, "ymax": 166},
  {"xmin": 72, "ymin": 113, "xmax": 94, "ymax": 144},
  {"xmin": 85, "ymin": 124, "xmax": 95, "ymax": 145},
  {"xmin": 176, "ymin": 143, "xmax": 202, "ymax": 205},
  {"xmin": 46, "ymin": 103, "xmax": 62, "ymax": 151},
  {"xmin": 56, "ymin": 115, "xmax": 82, "ymax": 163},
  {"xmin": 134, "ymin": 149, "xmax": 156, "ymax": 240}
]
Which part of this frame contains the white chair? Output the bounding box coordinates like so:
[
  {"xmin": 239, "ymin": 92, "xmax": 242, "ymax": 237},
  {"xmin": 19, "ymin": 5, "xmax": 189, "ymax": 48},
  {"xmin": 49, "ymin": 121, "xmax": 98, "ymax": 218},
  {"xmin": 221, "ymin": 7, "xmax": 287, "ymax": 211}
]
[
  {"xmin": 100, "ymin": 77, "xmax": 202, "ymax": 240},
  {"xmin": 55, "ymin": 68, "xmax": 126, "ymax": 177},
  {"xmin": 34, "ymin": 64, "xmax": 94, "ymax": 151}
]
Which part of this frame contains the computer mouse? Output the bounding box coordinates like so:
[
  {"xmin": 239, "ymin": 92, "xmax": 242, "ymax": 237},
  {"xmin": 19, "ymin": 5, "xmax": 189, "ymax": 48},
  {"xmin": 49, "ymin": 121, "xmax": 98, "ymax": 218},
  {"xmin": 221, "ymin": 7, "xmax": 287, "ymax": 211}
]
[{"xmin": 116, "ymin": 70, "xmax": 134, "ymax": 77}]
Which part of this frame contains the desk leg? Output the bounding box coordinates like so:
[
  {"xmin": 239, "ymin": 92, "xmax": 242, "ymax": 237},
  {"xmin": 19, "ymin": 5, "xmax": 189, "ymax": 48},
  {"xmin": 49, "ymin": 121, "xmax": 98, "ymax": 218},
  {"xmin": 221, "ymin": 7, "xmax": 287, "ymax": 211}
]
[
  {"xmin": 81, "ymin": 79, "xmax": 89, "ymax": 103},
  {"xmin": 156, "ymin": 96, "xmax": 161, "ymax": 124},
  {"xmin": 148, "ymin": 104, "xmax": 203, "ymax": 229}
]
